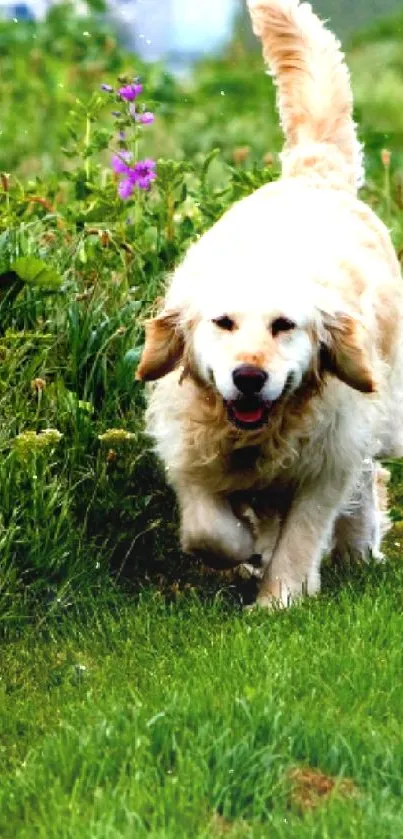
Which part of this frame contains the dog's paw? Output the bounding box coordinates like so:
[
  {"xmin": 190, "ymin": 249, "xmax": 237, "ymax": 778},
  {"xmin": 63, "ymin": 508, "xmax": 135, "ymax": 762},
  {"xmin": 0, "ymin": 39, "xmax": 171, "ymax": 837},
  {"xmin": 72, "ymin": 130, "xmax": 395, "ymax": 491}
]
[
  {"xmin": 256, "ymin": 593, "xmax": 287, "ymax": 610},
  {"xmin": 238, "ymin": 564, "xmax": 263, "ymax": 581},
  {"xmin": 244, "ymin": 594, "xmax": 284, "ymax": 613},
  {"xmin": 255, "ymin": 575, "xmax": 306, "ymax": 609},
  {"xmin": 182, "ymin": 516, "xmax": 255, "ymax": 569},
  {"xmin": 237, "ymin": 554, "xmax": 264, "ymax": 580},
  {"xmin": 371, "ymin": 549, "xmax": 386, "ymax": 564}
]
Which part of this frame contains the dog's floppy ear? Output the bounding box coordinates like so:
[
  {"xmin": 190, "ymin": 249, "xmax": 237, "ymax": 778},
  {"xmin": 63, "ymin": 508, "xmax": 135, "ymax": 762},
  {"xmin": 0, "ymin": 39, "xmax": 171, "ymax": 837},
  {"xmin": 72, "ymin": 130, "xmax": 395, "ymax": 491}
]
[
  {"xmin": 321, "ymin": 314, "xmax": 375, "ymax": 393},
  {"xmin": 136, "ymin": 311, "xmax": 184, "ymax": 382}
]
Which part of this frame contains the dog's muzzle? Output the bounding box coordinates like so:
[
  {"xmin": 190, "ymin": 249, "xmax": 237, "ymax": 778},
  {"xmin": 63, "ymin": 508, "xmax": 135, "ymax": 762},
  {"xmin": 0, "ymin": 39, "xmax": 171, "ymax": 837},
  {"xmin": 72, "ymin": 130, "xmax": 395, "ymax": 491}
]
[{"xmin": 228, "ymin": 365, "xmax": 271, "ymax": 430}]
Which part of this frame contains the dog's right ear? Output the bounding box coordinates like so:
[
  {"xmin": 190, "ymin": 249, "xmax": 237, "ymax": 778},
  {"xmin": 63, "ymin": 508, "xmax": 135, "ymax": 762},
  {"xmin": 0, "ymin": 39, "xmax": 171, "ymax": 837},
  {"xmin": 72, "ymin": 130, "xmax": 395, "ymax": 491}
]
[{"xmin": 136, "ymin": 311, "xmax": 184, "ymax": 382}]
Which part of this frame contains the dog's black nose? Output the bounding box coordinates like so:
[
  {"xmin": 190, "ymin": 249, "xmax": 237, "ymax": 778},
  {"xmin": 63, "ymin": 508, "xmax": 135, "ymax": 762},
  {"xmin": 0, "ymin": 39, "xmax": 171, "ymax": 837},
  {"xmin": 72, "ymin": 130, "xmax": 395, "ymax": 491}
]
[{"xmin": 232, "ymin": 365, "xmax": 268, "ymax": 395}]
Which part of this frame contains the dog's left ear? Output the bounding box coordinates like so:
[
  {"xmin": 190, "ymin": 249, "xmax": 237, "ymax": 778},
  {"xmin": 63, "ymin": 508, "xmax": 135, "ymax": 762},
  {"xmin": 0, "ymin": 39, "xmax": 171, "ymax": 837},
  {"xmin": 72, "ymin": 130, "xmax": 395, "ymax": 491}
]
[
  {"xmin": 136, "ymin": 310, "xmax": 184, "ymax": 382},
  {"xmin": 321, "ymin": 314, "xmax": 375, "ymax": 394}
]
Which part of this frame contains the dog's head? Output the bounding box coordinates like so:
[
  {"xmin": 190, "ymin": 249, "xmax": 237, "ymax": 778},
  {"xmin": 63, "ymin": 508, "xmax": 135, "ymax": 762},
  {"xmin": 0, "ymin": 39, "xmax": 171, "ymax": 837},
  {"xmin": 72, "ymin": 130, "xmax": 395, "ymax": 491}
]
[{"xmin": 137, "ymin": 223, "xmax": 375, "ymax": 431}]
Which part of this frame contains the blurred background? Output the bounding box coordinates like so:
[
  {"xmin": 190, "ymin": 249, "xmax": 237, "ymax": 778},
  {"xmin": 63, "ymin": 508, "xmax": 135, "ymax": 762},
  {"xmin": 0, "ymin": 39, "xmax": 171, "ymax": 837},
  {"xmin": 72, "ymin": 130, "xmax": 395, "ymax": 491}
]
[
  {"xmin": 1, "ymin": 0, "xmax": 403, "ymax": 177},
  {"xmin": 1, "ymin": 0, "xmax": 403, "ymax": 66},
  {"xmin": 0, "ymin": 0, "xmax": 403, "ymax": 175}
]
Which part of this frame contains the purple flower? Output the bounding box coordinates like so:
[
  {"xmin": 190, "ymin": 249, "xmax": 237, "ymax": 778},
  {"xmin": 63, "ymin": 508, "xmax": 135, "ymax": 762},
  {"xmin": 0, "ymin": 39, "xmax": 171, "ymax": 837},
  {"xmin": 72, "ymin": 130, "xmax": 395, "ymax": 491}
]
[
  {"xmin": 132, "ymin": 159, "xmax": 157, "ymax": 190},
  {"xmin": 118, "ymin": 83, "xmax": 143, "ymax": 102},
  {"xmin": 118, "ymin": 179, "xmax": 135, "ymax": 200},
  {"xmin": 138, "ymin": 112, "xmax": 155, "ymax": 125},
  {"xmin": 128, "ymin": 104, "xmax": 155, "ymax": 125},
  {"xmin": 111, "ymin": 151, "xmax": 133, "ymax": 175},
  {"xmin": 101, "ymin": 83, "xmax": 114, "ymax": 93},
  {"xmin": 112, "ymin": 155, "xmax": 157, "ymax": 199}
]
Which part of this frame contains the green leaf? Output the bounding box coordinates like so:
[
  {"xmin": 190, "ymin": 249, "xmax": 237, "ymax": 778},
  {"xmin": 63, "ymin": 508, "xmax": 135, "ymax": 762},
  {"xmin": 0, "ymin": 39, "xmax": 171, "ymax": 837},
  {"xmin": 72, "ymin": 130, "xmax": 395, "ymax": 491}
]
[
  {"xmin": 90, "ymin": 128, "xmax": 111, "ymax": 152},
  {"xmin": 77, "ymin": 399, "xmax": 94, "ymax": 415},
  {"xmin": 9, "ymin": 257, "xmax": 63, "ymax": 290},
  {"xmin": 201, "ymin": 148, "xmax": 221, "ymax": 187}
]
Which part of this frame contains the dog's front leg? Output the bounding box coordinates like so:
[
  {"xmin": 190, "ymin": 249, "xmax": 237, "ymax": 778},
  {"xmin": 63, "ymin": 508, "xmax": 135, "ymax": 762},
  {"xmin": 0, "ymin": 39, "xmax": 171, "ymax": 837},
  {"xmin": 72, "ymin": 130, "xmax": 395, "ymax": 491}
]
[
  {"xmin": 256, "ymin": 476, "xmax": 353, "ymax": 608},
  {"xmin": 178, "ymin": 484, "xmax": 255, "ymax": 569}
]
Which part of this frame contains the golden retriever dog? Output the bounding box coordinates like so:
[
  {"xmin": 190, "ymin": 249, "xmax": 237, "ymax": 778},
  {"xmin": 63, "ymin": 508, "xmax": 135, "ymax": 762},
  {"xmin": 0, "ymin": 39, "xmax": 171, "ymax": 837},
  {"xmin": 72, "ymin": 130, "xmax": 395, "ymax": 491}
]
[{"xmin": 137, "ymin": 0, "xmax": 402, "ymax": 607}]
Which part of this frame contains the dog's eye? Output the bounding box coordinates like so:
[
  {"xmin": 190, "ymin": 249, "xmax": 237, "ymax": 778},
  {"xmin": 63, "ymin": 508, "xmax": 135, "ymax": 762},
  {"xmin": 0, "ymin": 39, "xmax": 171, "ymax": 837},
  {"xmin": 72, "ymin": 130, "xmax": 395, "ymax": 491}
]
[
  {"xmin": 212, "ymin": 315, "xmax": 236, "ymax": 332},
  {"xmin": 271, "ymin": 317, "xmax": 296, "ymax": 337}
]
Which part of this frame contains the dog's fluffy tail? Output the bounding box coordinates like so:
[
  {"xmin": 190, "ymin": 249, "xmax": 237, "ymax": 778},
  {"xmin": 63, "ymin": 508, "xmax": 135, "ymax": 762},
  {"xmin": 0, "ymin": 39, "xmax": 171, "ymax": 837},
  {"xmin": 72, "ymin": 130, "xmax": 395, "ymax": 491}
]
[{"xmin": 247, "ymin": 0, "xmax": 363, "ymax": 192}]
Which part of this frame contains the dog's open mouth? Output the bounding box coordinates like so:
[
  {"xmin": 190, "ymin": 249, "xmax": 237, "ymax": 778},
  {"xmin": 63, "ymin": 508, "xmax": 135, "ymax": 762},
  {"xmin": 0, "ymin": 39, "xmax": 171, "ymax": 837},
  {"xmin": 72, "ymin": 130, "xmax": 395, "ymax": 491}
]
[{"xmin": 227, "ymin": 397, "xmax": 271, "ymax": 430}]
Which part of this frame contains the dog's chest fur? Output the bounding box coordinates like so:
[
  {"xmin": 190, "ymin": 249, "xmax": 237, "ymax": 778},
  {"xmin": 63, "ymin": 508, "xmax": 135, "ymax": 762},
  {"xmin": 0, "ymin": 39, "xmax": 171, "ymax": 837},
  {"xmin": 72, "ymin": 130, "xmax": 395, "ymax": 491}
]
[
  {"xmin": 207, "ymin": 435, "xmax": 302, "ymax": 494},
  {"xmin": 229, "ymin": 445, "xmax": 262, "ymax": 472}
]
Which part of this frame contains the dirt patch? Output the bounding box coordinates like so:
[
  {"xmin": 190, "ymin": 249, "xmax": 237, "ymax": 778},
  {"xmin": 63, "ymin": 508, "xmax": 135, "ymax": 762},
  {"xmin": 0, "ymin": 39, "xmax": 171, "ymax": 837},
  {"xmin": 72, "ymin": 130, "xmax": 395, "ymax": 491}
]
[{"xmin": 288, "ymin": 766, "xmax": 359, "ymax": 813}]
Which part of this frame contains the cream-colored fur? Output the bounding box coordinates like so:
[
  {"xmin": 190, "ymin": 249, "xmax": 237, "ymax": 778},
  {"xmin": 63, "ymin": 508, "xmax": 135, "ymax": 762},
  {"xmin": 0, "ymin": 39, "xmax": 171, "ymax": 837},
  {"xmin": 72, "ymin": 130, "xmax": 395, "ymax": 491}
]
[{"xmin": 137, "ymin": 0, "xmax": 403, "ymax": 607}]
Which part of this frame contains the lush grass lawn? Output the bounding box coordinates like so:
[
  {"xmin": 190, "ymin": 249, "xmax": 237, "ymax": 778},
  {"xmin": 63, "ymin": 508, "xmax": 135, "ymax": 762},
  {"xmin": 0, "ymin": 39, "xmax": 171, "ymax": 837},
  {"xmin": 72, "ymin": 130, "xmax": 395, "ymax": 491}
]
[{"xmin": 2, "ymin": 556, "xmax": 403, "ymax": 838}]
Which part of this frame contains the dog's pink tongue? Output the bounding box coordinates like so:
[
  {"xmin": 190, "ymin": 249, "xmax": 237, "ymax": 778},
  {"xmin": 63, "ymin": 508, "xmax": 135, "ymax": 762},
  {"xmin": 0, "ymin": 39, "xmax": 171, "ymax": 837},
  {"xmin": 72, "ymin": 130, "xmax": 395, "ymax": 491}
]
[{"xmin": 233, "ymin": 405, "xmax": 264, "ymax": 424}]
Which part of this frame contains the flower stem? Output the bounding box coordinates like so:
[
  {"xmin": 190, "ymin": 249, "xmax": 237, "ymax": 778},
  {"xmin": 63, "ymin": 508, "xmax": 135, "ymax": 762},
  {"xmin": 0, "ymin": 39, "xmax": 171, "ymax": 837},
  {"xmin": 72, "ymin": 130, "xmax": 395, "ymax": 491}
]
[{"xmin": 85, "ymin": 115, "xmax": 91, "ymax": 182}]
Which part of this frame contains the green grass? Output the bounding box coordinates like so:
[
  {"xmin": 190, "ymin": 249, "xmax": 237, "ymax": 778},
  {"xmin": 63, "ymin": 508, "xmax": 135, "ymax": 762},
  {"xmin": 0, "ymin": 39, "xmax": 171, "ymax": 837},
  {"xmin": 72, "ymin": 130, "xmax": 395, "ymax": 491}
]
[
  {"xmin": 2, "ymin": 4, "xmax": 403, "ymax": 835},
  {"xmin": 2, "ymin": 565, "xmax": 403, "ymax": 838}
]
